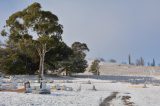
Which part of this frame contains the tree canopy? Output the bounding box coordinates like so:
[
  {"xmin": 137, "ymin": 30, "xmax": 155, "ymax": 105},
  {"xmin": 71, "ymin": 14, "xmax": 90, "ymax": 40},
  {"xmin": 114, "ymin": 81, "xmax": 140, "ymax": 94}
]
[
  {"xmin": 0, "ymin": 2, "xmax": 89, "ymax": 77},
  {"xmin": 89, "ymin": 59, "xmax": 100, "ymax": 75}
]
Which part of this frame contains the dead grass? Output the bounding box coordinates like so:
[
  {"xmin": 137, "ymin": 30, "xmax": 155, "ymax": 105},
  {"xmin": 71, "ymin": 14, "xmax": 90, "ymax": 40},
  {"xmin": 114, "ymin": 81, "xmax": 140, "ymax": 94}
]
[{"xmin": 0, "ymin": 88, "xmax": 25, "ymax": 93}]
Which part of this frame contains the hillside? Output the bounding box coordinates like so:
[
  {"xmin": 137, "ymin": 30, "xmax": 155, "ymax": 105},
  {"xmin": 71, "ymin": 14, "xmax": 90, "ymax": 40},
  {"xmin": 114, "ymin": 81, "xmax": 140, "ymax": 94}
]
[{"xmin": 87, "ymin": 62, "xmax": 160, "ymax": 77}]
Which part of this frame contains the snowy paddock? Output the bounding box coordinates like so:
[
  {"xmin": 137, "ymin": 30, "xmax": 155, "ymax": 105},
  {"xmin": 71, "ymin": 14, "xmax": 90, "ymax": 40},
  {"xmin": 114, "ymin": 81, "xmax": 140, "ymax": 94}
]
[{"xmin": 0, "ymin": 75, "xmax": 160, "ymax": 106}]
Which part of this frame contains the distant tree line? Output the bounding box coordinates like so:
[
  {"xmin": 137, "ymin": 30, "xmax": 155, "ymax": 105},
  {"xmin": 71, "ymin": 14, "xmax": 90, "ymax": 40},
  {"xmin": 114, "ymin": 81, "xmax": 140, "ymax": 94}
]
[{"xmin": 128, "ymin": 54, "xmax": 156, "ymax": 66}]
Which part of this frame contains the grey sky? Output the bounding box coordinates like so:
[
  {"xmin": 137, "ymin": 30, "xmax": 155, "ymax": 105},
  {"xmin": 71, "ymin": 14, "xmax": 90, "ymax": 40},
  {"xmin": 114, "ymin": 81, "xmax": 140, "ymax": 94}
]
[{"xmin": 1, "ymin": 0, "xmax": 160, "ymax": 64}]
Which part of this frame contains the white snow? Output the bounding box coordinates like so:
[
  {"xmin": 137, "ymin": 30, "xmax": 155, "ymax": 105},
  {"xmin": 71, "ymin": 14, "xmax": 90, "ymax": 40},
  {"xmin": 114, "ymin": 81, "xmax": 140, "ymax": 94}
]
[{"xmin": 0, "ymin": 76, "xmax": 160, "ymax": 106}]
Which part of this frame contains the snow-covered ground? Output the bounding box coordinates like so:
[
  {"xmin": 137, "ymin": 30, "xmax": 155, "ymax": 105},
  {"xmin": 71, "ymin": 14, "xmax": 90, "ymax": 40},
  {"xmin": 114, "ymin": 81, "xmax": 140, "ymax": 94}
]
[{"xmin": 0, "ymin": 76, "xmax": 160, "ymax": 106}]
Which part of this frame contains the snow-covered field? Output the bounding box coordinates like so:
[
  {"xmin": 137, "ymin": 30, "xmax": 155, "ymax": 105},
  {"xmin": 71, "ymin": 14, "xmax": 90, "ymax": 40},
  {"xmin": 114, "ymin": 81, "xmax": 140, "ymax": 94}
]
[{"xmin": 0, "ymin": 75, "xmax": 160, "ymax": 106}]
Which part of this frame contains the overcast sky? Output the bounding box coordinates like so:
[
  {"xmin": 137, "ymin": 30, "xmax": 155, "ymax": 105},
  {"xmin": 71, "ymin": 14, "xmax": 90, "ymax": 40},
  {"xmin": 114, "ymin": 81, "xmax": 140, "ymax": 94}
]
[{"xmin": 1, "ymin": 0, "xmax": 160, "ymax": 64}]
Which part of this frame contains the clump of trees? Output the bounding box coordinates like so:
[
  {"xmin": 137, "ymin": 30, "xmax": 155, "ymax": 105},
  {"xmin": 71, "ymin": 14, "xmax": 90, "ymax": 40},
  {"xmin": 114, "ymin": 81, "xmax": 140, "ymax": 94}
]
[
  {"xmin": 89, "ymin": 59, "xmax": 100, "ymax": 75},
  {"xmin": 0, "ymin": 2, "xmax": 89, "ymax": 78},
  {"xmin": 148, "ymin": 58, "xmax": 156, "ymax": 66},
  {"xmin": 136, "ymin": 57, "xmax": 145, "ymax": 66},
  {"xmin": 127, "ymin": 54, "xmax": 157, "ymax": 67},
  {"xmin": 109, "ymin": 59, "xmax": 117, "ymax": 63}
]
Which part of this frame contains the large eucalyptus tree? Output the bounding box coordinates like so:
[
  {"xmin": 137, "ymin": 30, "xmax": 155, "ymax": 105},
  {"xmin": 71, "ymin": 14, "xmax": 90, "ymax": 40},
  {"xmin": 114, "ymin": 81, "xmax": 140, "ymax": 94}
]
[{"xmin": 1, "ymin": 3, "xmax": 63, "ymax": 79}]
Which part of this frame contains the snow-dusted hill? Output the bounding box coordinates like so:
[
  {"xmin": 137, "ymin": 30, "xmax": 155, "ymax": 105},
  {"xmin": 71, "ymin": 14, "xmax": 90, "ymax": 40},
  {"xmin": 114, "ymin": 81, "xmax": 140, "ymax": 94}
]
[{"xmin": 87, "ymin": 61, "xmax": 160, "ymax": 77}]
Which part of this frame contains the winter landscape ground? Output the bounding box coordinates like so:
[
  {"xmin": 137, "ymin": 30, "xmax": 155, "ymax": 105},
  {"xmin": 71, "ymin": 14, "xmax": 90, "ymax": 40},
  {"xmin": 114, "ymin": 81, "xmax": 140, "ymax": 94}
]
[{"xmin": 1, "ymin": 63, "xmax": 160, "ymax": 106}]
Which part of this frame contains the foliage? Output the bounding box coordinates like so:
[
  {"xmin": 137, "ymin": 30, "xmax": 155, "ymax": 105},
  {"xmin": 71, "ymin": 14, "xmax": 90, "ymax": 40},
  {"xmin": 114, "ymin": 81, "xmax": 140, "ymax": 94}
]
[
  {"xmin": 61, "ymin": 42, "xmax": 89, "ymax": 76},
  {"xmin": 0, "ymin": 47, "xmax": 39, "ymax": 75},
  {"xmin": 128, "ymin": 54, "xmax": 131, "ymax": 65},
  {"xmin": 0, "ymin": 2, "xmax": 62, "ymax": 76},
  {"xmin": 45, "ymin": 42, "xmax": 73, "ymax": 71},
  {"xmin": 151, "ymin": 58, "xmax": 155, "ymax": 66},
  {"xmin": 136, "ymin": 57, "xmax": 144, "ymax": 66},
  {"xmin": 89, "ymin": 59, "xmax": 100, "ymax": 75},
  {"xmin": 0, "ymin": 3, "xmax": 89, "ymax": 76},
  {"xmin": 99, "ymin": 58, "xmax": 105, "ymax": 62},
  {"xmin": 109, "ymin": 59, "xmax": 117, "ymax": 63}
]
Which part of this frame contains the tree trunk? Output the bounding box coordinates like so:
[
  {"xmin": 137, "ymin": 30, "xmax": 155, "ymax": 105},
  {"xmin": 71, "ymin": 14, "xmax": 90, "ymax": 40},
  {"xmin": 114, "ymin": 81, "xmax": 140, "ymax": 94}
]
[
  {"xmin": 37, "ymin": 44, "xmax": 46, "ymax": 81},
  {"xmin": 41, "ymin": 53, "xmax": 45, "ymax": 80},
  {"xmin": 38, "ymin": 56, "xmax": 42, "ymax": 81}
]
